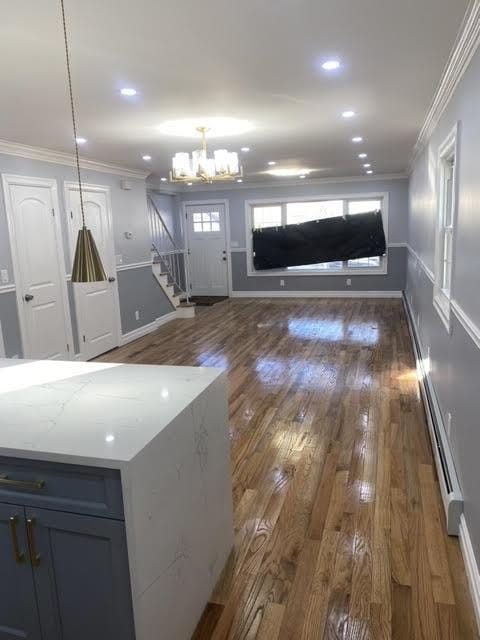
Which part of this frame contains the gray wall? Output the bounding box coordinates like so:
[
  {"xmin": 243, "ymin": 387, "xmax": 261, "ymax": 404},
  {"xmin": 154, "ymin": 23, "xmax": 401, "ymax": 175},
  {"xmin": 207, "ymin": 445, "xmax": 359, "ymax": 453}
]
[
  {"xmin": 179, "ymin": 177, "xmax": 409, "ymax": 292},
  {"xmin": 407, "ymin": 45, "xmax": 480, "ymax": 563},
  {"xmin": 0, "ymin": 152, "xmax": 172, "ymax": 356}
]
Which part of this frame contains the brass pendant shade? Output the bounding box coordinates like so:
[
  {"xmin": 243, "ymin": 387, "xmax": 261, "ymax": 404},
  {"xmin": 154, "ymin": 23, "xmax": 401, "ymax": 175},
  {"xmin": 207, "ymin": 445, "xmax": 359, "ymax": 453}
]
[
  {"xmin": 61, "ymin": 0, "xmax": 107, "ymax": 283},
  {"xmin": 71, "ymin": 226, "xmax": 107, "ymax": 283}
]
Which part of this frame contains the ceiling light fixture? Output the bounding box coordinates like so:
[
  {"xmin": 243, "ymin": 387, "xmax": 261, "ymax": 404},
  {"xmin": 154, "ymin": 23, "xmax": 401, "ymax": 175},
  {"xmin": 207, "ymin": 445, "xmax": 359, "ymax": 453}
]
[
  {"xmin": 120, "ymin": 88, "xmax": 137, "ymax": 96},
  {"xmin": 342, "ymin": 110, "xmax": 356, "ymax": 118},
  {"xmin": 187, "ymin": 182, "xmax": 193, "ymax": 186},
  {"xmin": 363, "ymin": 163, "xmax": 371, "ymax": 168},
  {"xmin": 237, "ymin": 178, "xmax": 243, "ymax": 183},
  {"xmin": 160, "ymin": 177, "xmax": 167, "ymax": 182},
  {"xmin": 322, "ymin": 60, "xmax": 341, "ymax": 71},
  {"xmin": 267, "ymin": 168, "xmax": 311, "ymax": 177},
  {"xmin": 268, "ymin": 161, "xmax": 276, "ymax": 166},
  {"xmin": 142, "ymin": 155, "xmax": 152, "ymax": 161},
  {"xmin": 60, "ymin": 0, "xmax": 106, "ymax": 283},
  {"xmin": 241, "ymin": 147, "xmax": 250, "ymax": 152},
  {"xmin": 358, "ymin": 153, "xmax": 368, "ymax": 159},
  {"xmin": 366, "ymin": 170, "xmax": 373, "ymax": 174},
  {"xmin": 169, "ymin": 126, "xmax": 242, "ymax": 183},
  {"xmin": 299, "ymin": 175, "xmax": 307, "ymax": 179},
  {"xmin": 352, "ymin": 136, "xmax": 363, "ymax": 143},
  {"xmin": 75, "ymin": 137, "xmax": 87, "ymax": 144}
]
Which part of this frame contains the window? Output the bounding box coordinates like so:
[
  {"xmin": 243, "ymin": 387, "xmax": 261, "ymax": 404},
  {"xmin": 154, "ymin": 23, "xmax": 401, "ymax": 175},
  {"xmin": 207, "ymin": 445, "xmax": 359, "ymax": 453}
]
[
  {"xmin": 249, "ymin": 195, "xmax": 387, "ymax": 275},
  {"xmin": 433, "ymin": 125, "xmax": 458, "ymax": 331},
  {"xmin": 193, "ymin": 210, "xmax": 220, "ymax": 233}
]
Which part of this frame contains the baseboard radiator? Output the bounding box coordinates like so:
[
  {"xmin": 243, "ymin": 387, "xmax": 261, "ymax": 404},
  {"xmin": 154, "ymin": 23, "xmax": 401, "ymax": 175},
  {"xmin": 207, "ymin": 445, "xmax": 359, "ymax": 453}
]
[{"xmin": 403, "ymin": 294, "xmax": 463, "ymax": 535}]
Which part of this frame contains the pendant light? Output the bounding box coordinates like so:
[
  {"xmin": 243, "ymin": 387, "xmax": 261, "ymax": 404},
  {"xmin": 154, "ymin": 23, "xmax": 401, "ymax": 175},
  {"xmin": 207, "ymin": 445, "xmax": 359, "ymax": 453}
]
[{"xmin": 60, "ymin": 0, "xmax": 107, "ymax": 282}]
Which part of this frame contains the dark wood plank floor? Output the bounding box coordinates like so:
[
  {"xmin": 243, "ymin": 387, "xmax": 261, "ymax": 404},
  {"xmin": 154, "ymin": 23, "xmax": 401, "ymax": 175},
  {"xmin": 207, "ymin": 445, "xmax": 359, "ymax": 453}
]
[{"xmin": 99, "ymin": 298, "xmax": 478, "ymax": 640}]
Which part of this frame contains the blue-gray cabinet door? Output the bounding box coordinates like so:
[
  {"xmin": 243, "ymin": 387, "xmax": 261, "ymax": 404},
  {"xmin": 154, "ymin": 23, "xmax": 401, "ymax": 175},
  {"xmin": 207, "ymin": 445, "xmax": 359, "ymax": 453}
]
[
  {"xmin": 26, "ymin": 507, "xmax": 135, "ymax": 640},
  {"xmin": 0, "ymin": 503, "xmax": 42, "ymax": 640}
]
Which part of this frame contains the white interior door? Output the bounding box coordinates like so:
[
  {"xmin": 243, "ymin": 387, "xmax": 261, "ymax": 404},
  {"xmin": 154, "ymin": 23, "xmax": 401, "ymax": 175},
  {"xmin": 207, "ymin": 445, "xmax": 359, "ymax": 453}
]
[
  {"xmin": 3, "ymin": 175, "xmax": 72, "ymax": 360},
  {"xmin": 186, "ymin": 203, "xmax": 228, "ymax": 296},
  {"xmin": 66, "ymin": 184, "xmax": 120, "ymax": 360}
]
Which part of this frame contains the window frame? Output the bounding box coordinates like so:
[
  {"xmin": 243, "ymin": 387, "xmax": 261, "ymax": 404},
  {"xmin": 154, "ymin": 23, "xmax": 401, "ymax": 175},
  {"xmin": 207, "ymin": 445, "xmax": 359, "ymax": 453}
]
[
  {"xmin": 245, "ymin": 192, "xmax": 389, "ymax": 276},
  {"xmin": 433, "ymin": 123, "xmax": 459, "ymax": 333}
]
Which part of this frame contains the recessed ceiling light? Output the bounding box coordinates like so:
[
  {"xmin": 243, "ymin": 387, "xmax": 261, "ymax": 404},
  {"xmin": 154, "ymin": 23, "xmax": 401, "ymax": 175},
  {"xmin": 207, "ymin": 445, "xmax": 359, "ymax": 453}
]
[
  {"xmin": 160, "ymin": 177, "xmax": 167, "ymax": 182},
  {"xmin": 105, "ymin": 434, "xmax": 115, "ymax": 443},
  {"xmin": 342, "ymin": 110, "xmax": 356, "ymax": 118},
  {"xmin": 366, "ymin": 170, "xmax": 373, "ymax": 174},
  {"xmin": 352, "ymin": 136, "xmax": 363, "ymax": 143},
  {"xmin": 358, "ymin": 153, "xmax": 367, "ymax": 159},
  {"xmin": 236, "ymin": 178, "xmax": 243, "ymax": 183},
  {"xmin": 120, "ymin": 88, "xmax": 137, "ymax": 96},
  {"xmin": 187, "ymin": 182, "xmax": 193, "ymax": 186},
  {"xmin": 322, "ymin": 60, "xmax": 341, "ymax": 71},
  {"xmin": 76, "ymin": 137, "xmax": 87, "ymax": 144},
  {"xmin": 267, "ymin": 167, "xmax": 311, "ymax": 177},
  {"xmin": 363, "ymin": 163, "xmax": 371, "ymax": 168},
  {"xmin": 142, "ymin": 155, "xmax": 152, "ymax": 161},
  {"xmin": 299, "ymin": 175, "xmax": 307, "ymax": 179},
  {"xmin": 158, "ymin": 117, "xmax": 253, "ymax": 138},
  {"xmin": 268, "ymin": 161, "xmax": 276, "ymax": 166},
  {"xmin": 241, "ymin": 147, "xmax": 250, "ymax": 152}
]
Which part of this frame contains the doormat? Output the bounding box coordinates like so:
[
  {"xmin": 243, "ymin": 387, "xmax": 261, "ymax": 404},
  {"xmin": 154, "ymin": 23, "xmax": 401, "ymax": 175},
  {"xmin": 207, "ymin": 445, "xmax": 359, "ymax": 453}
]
[{"xmin": 190, "ymin": 296, "xmax": 228, "ymax": 306}]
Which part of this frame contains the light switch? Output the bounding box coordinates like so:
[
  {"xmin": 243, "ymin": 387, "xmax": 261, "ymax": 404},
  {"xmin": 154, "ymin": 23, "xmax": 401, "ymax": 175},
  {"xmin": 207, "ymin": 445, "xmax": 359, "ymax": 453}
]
[{"xmin": 0, "ymin": 269, "xmax": 8, "ymax": 284}]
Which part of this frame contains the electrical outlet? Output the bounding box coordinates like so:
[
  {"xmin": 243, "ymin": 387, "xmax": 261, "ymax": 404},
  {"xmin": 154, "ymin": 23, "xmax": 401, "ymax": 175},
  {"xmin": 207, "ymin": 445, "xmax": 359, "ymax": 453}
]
[
  {"xmin": 0, "ymin": 269, "xmax": 8, "ymax": 284},
  {"xmin": 135, "ymin": 310, "xmax": 140, "ymax": 321},
  {"xmin": 446, "ymin": 412, "xmax": 452, "ymax": 439},
  {"xmin": 346, "ymin": 278, "xmax": 352, "ymax": 286},
  {"xmin": 280, "ymin": 279, "xmax": 285, "ymax": 287}
]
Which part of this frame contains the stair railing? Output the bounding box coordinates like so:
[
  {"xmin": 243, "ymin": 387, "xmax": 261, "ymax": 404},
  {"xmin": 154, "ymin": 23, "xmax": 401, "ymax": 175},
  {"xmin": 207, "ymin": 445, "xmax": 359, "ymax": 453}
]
[{"xmin": 147, "ymin": 194, "xmax": 190, "ymax": 303}]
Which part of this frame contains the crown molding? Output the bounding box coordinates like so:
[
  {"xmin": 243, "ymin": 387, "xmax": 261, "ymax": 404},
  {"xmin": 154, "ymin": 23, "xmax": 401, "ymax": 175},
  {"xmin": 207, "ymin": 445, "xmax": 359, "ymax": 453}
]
[
  {"xmin": 412, "ymin": 0, "xmax": 480, "ymax": 163},
  {"xmin": 162, "ymin": 172, "xmax": 408, "ymax": 194},
  {"xmin": 0, "ymin": 139, "xmax": 150, "ymax": 180}
]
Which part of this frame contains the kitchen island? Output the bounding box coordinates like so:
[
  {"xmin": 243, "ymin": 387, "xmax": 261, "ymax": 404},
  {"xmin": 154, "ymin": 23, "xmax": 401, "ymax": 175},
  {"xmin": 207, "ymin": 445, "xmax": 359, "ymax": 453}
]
[{"xmin": 0, "ymin": 358, "xmax": 233, "ymax": 640}]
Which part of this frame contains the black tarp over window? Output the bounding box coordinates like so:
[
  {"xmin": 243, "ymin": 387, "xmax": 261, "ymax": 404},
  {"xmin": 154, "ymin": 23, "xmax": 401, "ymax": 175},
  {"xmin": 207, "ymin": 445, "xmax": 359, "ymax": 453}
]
[{"xmin": 252, "ymin": 210, "xmax": 386, "ymax": 270}]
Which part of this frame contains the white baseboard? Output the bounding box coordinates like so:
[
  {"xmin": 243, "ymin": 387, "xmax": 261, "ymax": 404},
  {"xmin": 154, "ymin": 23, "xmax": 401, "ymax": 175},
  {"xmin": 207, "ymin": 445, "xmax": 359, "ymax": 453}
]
[
  {"xmin": 120, "ymin": 311, "xmax": 177, "ymax": 346},
  {"xmin": 230, "ymin": 290, "xmax": 403, "ymax": 299},
  {"xmin": 459, "ymin": 514, "xmax": 480, "ymax": 633}
]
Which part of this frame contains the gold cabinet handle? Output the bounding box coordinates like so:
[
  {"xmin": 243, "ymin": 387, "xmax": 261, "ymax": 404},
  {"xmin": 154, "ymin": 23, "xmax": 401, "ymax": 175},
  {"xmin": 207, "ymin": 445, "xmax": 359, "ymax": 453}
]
[
  {"xmin": 26, "ymin": 518, "xmax": 41, "ymax": 567},
  {"xmin": 9, "ymin": 515, "xmax": 25, "ymax": 565},
  {"xmin": 0, "ymin": 475, "xmax": 45, "ymax": 491}
]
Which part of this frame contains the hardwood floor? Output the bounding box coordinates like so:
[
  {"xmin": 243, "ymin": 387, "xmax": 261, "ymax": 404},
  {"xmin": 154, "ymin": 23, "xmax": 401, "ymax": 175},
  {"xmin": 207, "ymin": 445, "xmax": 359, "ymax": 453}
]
[{"xmin": 99, "ymin": 298, "xmax": 478, "ymax": 640}]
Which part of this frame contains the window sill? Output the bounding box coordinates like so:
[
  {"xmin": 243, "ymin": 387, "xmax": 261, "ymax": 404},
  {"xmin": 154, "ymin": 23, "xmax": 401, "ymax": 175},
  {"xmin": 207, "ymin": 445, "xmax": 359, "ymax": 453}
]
[
  {"xmin": 247, "ymin": 266, "xmax": 388, "ymax": 277},
  {"xmin": 433, "ymin": 293, "xmax": 452, "ymax": 334}
]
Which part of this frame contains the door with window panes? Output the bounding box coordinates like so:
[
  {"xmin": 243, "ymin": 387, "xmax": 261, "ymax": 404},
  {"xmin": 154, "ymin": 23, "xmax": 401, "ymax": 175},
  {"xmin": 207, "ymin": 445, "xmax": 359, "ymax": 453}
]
[
  {"xmin": 251, "ymin": 198, "xmax": 384, "ymax": 272},
  {"xmin": 186, "ymin": 203, "xmax": 228, "ymax": 296}
]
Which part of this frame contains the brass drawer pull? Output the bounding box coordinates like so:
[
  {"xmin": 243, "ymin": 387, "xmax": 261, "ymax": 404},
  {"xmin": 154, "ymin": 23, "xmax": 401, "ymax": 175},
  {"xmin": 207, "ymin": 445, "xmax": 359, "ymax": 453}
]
[
  {"xmin": 9, "ymin": 515, "xmax": 25, "ymax": 565},
  {"xmin": 26, "ymin": 518, "xmax": 41, "ymax": 567},
  {"xmin": 0, "ymin": 475, "xmax": 45, "ymax": 491}
]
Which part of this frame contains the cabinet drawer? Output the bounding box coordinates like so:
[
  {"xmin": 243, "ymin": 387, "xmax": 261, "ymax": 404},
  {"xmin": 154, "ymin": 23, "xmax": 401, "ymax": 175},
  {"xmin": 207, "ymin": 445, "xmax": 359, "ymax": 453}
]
[{"xmin": 0, "ymin": 457, "xmax": 124, "ymax": 520}]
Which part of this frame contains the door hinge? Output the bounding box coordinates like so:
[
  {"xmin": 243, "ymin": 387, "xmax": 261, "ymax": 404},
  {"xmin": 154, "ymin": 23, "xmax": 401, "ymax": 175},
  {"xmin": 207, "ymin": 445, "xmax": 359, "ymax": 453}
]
[
  {"xmin": 185, "ymin": 213, "xmax": 188, "ymax": 219},
  {"xmin": 70, "ymin": 211, "xmax": 73, "ymax": 219},
  {"xmin": 190, "ymin": 283, "xmax": 192, "ymax": 289},
  {"xmin": 83, "ymin": 335, "xmax": 86, "ymax": 343},
  {"xmin": 66, "ymin": 343, "xmax": 70, "ymax": 352},
  {"xmin": 52, "ymin": 208, "xmax": 55, "ymax": 216}
]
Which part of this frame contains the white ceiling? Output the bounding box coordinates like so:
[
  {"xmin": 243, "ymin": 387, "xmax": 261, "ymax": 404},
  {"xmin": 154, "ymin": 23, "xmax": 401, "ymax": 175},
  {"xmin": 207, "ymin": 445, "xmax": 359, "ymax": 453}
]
[{"xmin": 1, "ymin": 0, "xmax": 470, "ymax": 182}]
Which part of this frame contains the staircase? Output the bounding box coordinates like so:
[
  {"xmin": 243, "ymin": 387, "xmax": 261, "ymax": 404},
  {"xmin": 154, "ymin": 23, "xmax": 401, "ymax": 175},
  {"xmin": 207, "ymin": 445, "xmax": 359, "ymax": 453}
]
[{"xmin": 148, "ymin": 194, "xmax": 195, "ymax": 318}]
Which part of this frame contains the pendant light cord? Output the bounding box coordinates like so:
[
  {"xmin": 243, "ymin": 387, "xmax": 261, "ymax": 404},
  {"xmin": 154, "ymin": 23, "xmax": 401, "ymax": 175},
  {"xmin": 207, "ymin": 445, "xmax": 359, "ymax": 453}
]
[{"xmin": 60, "ymin": 0, "xmax": 86, "ymax": 228}]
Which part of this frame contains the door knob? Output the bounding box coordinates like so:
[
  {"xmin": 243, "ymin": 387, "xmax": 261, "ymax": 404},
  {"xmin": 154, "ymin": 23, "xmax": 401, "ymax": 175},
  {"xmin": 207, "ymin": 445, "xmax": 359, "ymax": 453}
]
[
  {"xmin": 222, "ymin": 257, "xmax": 227, "ymax": 261},
  {"xmin": 24, "ymin": 294, "xmax": 34, "ymax": 302},
  {"xmin": 108, "ymin": 276, "xmax": 116, "ymax": 283}
]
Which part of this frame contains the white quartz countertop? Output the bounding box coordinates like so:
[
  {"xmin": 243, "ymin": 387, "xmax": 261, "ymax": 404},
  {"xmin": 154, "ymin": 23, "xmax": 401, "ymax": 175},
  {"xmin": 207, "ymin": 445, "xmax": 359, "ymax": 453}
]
[{"xmin": 0, "ymin": 358, "xmax": 223, "ymax": 468}]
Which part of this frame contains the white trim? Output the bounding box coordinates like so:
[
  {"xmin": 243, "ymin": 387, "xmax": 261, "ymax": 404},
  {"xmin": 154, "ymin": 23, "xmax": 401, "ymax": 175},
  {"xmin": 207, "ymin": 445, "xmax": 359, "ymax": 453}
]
[
  {"xmin": 0, "ymin": 284, "xmax": 16, "ymax": 294},
  {"xmin": 245, "ymin": 192, "xmax": 389, "ymax": 278},
  {"xmin": 182, "ymin": 199, "xmax": 232, "ymax": 296},
  {"xmin": 412, "ymin": 1, "xmax": 480, "ymax": 161},
  {"xmin": 64, "ymin": 181, "xmax": 122, "ymax": 359},
  {"xmin": 230, "ymin": 290, "xmax": 402, "ymax": 299},
  {"xmin": 459, "ymin": 514, "xmax": 480, "ymax": 633},
  {"xmin": 2, "ymin": 174, "xmax": 74, "ymax": 359},
  {"xmin": 120, "ymin": 312, "xmax": 177, "ymax": 346},
  {"xmin": 452, "ymin": 299, "xmax": 480, "ymax": 350},
  {"xmin": 177, "ymin": 172, "xmax": 407, "ymax": 192},
  {"xmin": 116, "ymin": 260, "xmax": 152, "ymax": 272},
  {"xmin": 0, "ymin": 321, "xmax": 5, "ymax": 357},
  {"xmin": 0, "ymin": 139, "xmax": 149, "ymax": 180},
  {"xmin": 388, "ymin": 242, "xmax": 408, "ymax": 248},
  {"xmin": 406, "ymin": 244, "xmax": 435, "ymax": 283},
  {"xmin": 230, "ymin": 247, "xmax": 247, "ymax": 252}
]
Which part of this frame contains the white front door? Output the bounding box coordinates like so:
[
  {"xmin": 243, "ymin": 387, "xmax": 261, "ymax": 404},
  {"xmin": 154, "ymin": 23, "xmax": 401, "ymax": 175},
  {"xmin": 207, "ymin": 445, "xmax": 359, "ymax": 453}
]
[
  {"xmin": 2, "ymin": 175, "xmax": 72, "ymax": 360},
  {"xmin": 65, "ymin": 184, "xmax": 120, "ymax": 360},
  {"xmin": 186, "ymin": 203, "xmax": 228, "ymax": 296}
]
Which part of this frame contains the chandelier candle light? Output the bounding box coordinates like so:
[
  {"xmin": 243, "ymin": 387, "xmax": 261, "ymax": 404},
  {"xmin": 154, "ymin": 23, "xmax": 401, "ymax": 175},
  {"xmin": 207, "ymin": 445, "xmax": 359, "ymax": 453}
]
[
  {"xmin": 60, "ymin": 0, "xmax": 107, "ymax": 283},
  {"xmin": 170, "ymin": 127, "xmax": 242, "ymax": 184}
]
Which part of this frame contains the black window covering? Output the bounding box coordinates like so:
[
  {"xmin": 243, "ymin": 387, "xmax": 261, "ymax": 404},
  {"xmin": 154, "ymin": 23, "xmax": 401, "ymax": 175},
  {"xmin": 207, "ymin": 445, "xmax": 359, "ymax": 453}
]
[{"xmin": 252, "ymin": 209, "xmax": 386, "ymax": 271}]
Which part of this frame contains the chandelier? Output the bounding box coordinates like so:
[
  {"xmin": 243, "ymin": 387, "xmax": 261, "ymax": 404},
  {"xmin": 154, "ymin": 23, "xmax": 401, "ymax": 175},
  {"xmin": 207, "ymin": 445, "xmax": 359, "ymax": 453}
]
[{"xmin": 170, "ymin": 127, "xmax": 243, "ymax": 184}]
